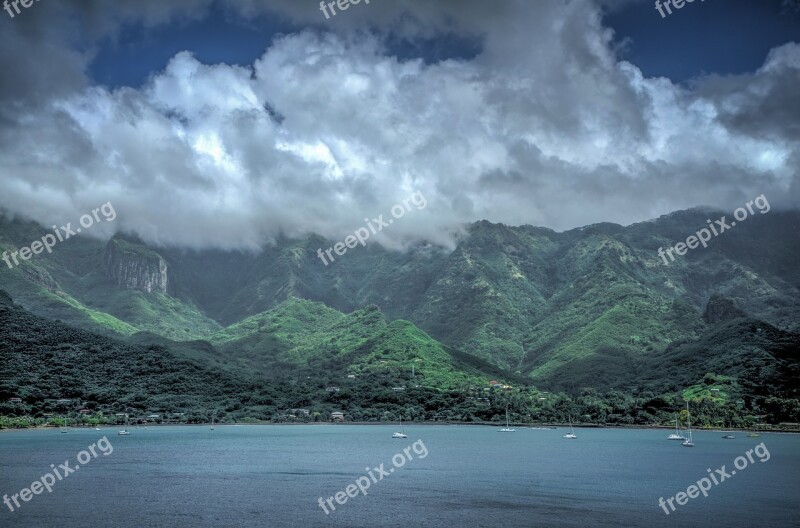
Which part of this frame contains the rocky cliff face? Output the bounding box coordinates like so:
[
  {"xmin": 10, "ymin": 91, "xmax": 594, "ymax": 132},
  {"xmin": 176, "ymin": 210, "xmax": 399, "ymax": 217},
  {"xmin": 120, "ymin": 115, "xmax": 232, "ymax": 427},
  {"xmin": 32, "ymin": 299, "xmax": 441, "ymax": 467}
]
[
  {"xmin": 22, "ymin": 266, "xmax": 60, "ymax": 294},
  {"xmin": 104, "ymin": 238, "xmax": 174, "ymax": 295},
  {"xmin": 703, "ymin": 294, "xmax": 747, "ymax": 325}
]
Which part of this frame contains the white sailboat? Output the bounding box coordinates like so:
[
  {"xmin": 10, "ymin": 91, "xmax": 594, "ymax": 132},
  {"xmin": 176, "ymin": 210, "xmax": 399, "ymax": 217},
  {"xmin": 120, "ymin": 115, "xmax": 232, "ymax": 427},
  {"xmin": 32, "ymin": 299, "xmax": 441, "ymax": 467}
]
[
  {"xmin": 682, "ymin": 402, "xmax": 694, "ymax": 447},
  {"xmin": 210, "ymin": 411, "xmax": 216, "ymax": 431},
  {"xmin": 392, "ymin": 415, "xmax": 407, "ymax": 438},
  {"xmin": 667, "ymin": 414, "xmax": 686, "ymax": 440},
  {"xmin": 118, "ymin": 414, "xmax": 131, "ymax": 435},
  {"xmin": 563, "ymin": 416, "xmax": 577, "ymax": 439},
  {"xmin": 60, "ymin": 415, "xmax": 68, "ymax": 433},
  {"xmin": 500, "ymin": 405, "xmax": 515, "ymax": 432}
]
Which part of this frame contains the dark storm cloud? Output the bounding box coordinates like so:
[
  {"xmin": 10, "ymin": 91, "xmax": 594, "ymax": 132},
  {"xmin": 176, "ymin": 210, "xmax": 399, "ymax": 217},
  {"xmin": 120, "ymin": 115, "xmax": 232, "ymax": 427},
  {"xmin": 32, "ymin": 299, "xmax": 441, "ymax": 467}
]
[
  {"xmin": 0, "ymin": 0, "xmax": 797, "ymax": 250},
  {"xmin": 696, "ymin": 44, "xmax": 800, "ymax": 141}
]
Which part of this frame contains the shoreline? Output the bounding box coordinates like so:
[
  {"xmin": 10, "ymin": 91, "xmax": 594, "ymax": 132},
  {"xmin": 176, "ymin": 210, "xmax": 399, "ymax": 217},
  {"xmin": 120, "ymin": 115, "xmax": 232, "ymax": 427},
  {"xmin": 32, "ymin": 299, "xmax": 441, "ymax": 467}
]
[{"xmin": 2, "ymin": 421, "xmax": 797, "ymax": 434}]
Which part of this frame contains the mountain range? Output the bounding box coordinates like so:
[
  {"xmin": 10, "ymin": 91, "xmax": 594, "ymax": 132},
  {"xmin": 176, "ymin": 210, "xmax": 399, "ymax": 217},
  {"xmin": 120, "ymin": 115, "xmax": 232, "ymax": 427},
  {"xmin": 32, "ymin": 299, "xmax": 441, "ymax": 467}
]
[{"xmin": 0, "ymin": 207, "xmax": 798, "ymax": 424}]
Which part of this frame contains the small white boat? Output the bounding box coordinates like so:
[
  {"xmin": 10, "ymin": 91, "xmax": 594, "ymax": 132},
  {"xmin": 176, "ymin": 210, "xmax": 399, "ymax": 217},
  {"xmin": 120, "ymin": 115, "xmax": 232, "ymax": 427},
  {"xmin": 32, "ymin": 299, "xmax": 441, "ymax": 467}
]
[
  {"xmin": 119, "ymin": 414, "xmax": 131, "ymax": 435},
  {"xmin": 392, "ymin": 415, "xmax": 407, "ymax": 438},
  {"xmin": 60, "ymin": 416, "xmax": 69, "ymax": 433},
  {"xmin": 500, "ymin": 405, "xmax": 515, "ymax": 432},
  {"xmin": 210, "ymin": 410, "xmax": 216, "ymax": 431},
  {"xmin": 682, "ymin": 402, "xmax": 694, "ymax": 447},
  {"xmin": 563, "ymin": 416, "xmax": 577, "ymax": 439},
  {"xmin": 667, "ymin": 415, "xmax": 685, "ymax": 440}
]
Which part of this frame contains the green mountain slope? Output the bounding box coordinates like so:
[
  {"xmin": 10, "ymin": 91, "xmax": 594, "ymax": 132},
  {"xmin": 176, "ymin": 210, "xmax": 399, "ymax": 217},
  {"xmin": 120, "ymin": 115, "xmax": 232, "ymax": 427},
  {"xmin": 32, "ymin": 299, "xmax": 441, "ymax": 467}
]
[
  {"xmin": 1, "ymin": 288, "xmax": 797, "ymax": 427},
  {"xmin": 0, "ymin": 244, "xmax": 138, "ymax": 335},
  {"xmin": 0, "ymin": 222, "xmax": 219, "ymax": 340},
  {"xmin": 183, "ymin": 211, "xmax": 798, "ymax": 381},
  {"xmin": 0, "ymin": 291, "xmax": 522, "ymax": 426},
  {"xmin": 211, "ymin": 298, "xmax": 515, "ymax": 389},
  {"xmin": 1, "ymin": 209, "xmax": 797, "ymax": 392},
  {"xmin": 0, "ymin": 290, "xmax": 258, "ymax": 419}
]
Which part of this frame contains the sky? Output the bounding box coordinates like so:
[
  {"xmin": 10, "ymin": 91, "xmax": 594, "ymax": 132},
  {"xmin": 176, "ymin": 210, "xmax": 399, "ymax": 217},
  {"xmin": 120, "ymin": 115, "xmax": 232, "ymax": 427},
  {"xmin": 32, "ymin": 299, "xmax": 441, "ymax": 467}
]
[{"xmin": 0, "ymin": 0, "xmax": 798, "ymax": 250}]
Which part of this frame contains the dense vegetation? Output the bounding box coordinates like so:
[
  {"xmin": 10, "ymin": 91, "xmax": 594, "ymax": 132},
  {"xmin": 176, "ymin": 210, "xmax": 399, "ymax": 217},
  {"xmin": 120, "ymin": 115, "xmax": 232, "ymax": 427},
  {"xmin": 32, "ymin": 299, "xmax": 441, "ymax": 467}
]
[
  {"xmin": 210, "ymin": 298, "xmax": 518, "ymax": 388},
  {"xmin": 1, "ymin": 289, "xmax": 797, "ymax": 430},
  {"xmin": 0, "ymin": 209, "xmax": 798, "ymax": 429},
  {"xmin": 2, "ymin": 210, "xmax": 798, "ymax": 380}
]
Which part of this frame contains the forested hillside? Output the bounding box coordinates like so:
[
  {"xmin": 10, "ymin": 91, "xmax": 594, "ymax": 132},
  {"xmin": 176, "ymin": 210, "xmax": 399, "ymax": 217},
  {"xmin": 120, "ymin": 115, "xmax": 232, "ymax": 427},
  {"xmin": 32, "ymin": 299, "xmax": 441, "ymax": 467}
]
[{"xmin": 1, "ymin": 208, "xmax": 798, "ymax": 427}]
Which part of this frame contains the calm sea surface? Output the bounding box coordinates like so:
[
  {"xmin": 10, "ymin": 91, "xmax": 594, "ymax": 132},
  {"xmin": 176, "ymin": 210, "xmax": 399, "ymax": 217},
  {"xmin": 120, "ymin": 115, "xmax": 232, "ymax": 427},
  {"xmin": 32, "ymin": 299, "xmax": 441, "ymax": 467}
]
[{"xmin": 0, "ymin": 425, "xmax": 798, "ymax": 527}]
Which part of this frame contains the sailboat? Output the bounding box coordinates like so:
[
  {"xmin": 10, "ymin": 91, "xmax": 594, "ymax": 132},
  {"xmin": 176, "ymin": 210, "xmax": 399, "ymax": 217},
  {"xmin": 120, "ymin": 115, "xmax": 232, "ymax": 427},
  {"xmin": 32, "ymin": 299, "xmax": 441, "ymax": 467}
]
[
  {"xmin": 500, "ymin": 405, "xmax": 515, "ymax": 432},
  {"xmin": 118, "ymin": 414, "xmax": 131, "ymax": 435},
  {"xmin": 563, "ymin": 416, "xmax": 577, "ymax": 439},
  {"xmin": 721, "ymin": 422, "xmax": 736, "ymax": 439},
  {"xmin": 682, "ymin": 402, "xmax": 694, "ymax": 447},
  {"xmin": 60, "ymin": 415, "xmax": 69, "ymax": 433},
  {"xmin": 667, "ymin": 414, "xmax": 686, "ymax": 440},
  {"xmin": 210, "ymin": 411, "xmax": 216, "ymax": 431},
  {"xmin": 392, "ymin": 415, "xmax": 407, "ymax": 438}
]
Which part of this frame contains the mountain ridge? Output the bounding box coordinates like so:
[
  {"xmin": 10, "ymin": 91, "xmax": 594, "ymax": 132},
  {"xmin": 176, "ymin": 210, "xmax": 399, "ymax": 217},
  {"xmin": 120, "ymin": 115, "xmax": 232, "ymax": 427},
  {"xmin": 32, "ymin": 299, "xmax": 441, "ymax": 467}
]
[{"xmin": 1, "ymin": 208, "xmax": 798, "ymax": 387}]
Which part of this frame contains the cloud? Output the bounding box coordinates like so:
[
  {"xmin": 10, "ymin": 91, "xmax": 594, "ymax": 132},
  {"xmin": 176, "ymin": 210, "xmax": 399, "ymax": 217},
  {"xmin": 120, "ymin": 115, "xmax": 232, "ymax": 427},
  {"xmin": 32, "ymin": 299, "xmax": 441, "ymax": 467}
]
[{"xmin": 0, "ymin": 0, "xmax": 797, "ymax": 250}]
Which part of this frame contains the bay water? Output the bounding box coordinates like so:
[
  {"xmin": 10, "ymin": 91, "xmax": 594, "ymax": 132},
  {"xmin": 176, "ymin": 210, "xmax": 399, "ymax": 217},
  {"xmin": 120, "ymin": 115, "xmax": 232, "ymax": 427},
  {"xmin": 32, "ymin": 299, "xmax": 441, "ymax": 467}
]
[{"xmin": 1, "ymin": 425, "xmax": 798, "ymax": 527}]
